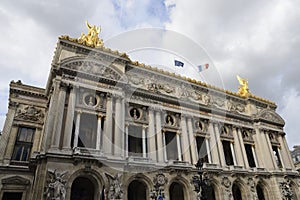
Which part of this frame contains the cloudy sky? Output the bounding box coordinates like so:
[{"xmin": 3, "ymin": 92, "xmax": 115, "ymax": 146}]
[{"xmin": 0, "ymin": 0, "xmax": 299, "ymax": 149}]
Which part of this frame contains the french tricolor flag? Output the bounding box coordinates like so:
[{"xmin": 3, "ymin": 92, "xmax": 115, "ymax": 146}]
[{"xmin": 197, "ymin": 63, "xmax": 209, "ymax": 72}]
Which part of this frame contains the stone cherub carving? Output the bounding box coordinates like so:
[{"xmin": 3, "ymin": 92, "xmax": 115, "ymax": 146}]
[
  {"xmin": 105, "ymin": 173, "xmax": 123, "ymax": 200},
  {"xmin": 78, "ymin": 20, "xmax": 103, "ymax": 47},
  {"xmin": 237, "ymin": 75, "xmax": 250, "ymax": 97},
  {"xmin": 44, "ymin": 169, "xmax": 67, "ymax": 200}
]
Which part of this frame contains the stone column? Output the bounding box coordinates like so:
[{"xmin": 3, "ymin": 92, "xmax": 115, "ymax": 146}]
[
  {"xmin": 237, "ymin": 128, "xmax": 249, "ymax": 168},
  {"xmin": 148, "ymin": 108, "xmax": 156, "ymax": 161},
  {"xmin": 62, "ymin": 86, "xmax": 76, "ymax": 150},
  {"xmin": 281, "ymin": 135, "xmax": 295, "ymax": 169},
  {"xmin": 180, "ymin": 116, "xmax": 191, "ymax": 163},
  {"xmin": 43, "ymin": 80, "xmax": 60, "ymax": 151},
  {"xmin": 51, "ymin": 83, "xmax": 67, "ymax": 149},
  {"xmin": 162, "ymin": 130, "xmax": 167, "ymax": 162},
  {"xmin": 230, "ymin": 142, "xmax": 237, "ymax": 166},
  {"xmin": 114, "ymin": 95, "xmax": 124, "ymax": 157},
  {"xmin": 103, "ymin": 94, "xmax": 113, "ymax": 155},
  {"xmin": 96, "ymin": 114, "xmax": 103, "ymax": 151},
  {"xmin": 142, "ymin": 125, "xmax": 147, "ymax": 158},
  {"xmin": 187, "ymin": 117, "xmax": 197, "ymax": 164},
  {"xmin": 124, "ymin": 124, "xmax": 128, "ymax": 158},
  {"xmin": 251, "ymin": 145, "xmax": 258, "ymax": 167},
  {"xmin": 208, "ymin": 122, "xmax": 219, "ymax": 165},
  {"xmin": 278, "ymin": 134, "xmax": 291, "ymax": 169},
  {"xmin": 176, "ymin": 131, "xmax": 182, "ymax": 161},
  {"xmin": 205, "ymin": 138, "xmax": 212, "ymax": 163},
  {"xmin": 277, "ymin": 146, "xmax": 285, "ymax": 168},
  {"xmin": 0, "ymin": 102, "xmax": 17, "ymax": 163},
  {"xmin": 73, "ymin": 111, "xmax": 81, "ymax": 148},
  {"xmin": 232, "ymin": 127, "xmax": 244, "ymax": 166},
  {"xmin": 213, "ymin": 123, "xmax": 226, "ymax": 167},
  {"xmin": 264, "ymin": 130, "xmax": 277, "ymax": 169},
  {"xmin": 155, "ymin": 110, "xmax": 164, "ymax": 162}
]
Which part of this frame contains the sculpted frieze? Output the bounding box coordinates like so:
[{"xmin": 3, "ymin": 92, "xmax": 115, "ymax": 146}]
[
  {"xmin": 14, "ymin": 105, "xmax": 44, "ymax": 124},
  {"xmin": 105, "ymin": 173, "xmax": 123, "ymax": 200},
  {"xmin": 227, "ymin": 99, "xmax": 245, "ymax": 114},
  {"xmin": 256, "ymin": 109, "xmax": 285, "ymax": 126},
  {"xmin": 44, "ymin": 169, "xmax": 67, "ymax": 200}
]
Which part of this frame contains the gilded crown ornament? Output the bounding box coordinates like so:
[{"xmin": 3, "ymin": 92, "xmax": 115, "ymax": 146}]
[{"xmin": 236, "ymin": 75, "xmax": 250, "ymax": 97}]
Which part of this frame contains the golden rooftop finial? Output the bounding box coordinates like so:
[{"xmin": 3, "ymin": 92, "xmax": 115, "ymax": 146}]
[
  {"xmin": 237, "ymin": 75, "xmax": 250, "ymax": 97},
  {"xmin": 78, "ymin": 20, "xmax": 104, "ymax": 48}
]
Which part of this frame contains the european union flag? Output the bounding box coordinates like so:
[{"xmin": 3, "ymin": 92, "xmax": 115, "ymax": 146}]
[{"xmin": 174, "ymin": 60, "xmax": 184, "ymax": 67}]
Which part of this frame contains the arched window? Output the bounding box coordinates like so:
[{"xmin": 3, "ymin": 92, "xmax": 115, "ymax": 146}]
[
  {"xmin": 170, "ymin": 182, "xmax": 184, "ymax": 200},
  {"xmin": 232, "ymin": 183, "xmax": 242, "ymax": 200},
  {"xmin": 71, "ymin": 177, "xmax": 95, "ymax": 200},
  {"xmin": 256, "ymin": 184, "xmax": 265, "ymax": 200},
  {"xmin": 128, "ymin": 180, "xmax": 147, "ymax": 200}
]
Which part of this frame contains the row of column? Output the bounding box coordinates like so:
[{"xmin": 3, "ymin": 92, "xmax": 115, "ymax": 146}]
[{"xmin": 45, "ymin": 82, "xmax": 293, "ymax": 169}]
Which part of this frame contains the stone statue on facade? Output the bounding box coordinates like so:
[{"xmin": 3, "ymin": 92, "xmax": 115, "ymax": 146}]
[
  {"xmin": 280, "ymin": 179, "xmax": 294, "ymax": 200},
  {"xmin": 44, "ymin": 169, "xmax": 67, "ymax": 200},
  {"xmin": 105, "ymin": 173, "xmax": 123, "ymax": 200}
]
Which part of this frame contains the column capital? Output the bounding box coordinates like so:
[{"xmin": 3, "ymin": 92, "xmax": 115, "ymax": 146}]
[
  {"xmin": 142, "ymin": 124, "xmax": 148, "ymax": 130},
  {"xmin": 97, "ymin": 113, "xmax": 104, "ymax": 119}
]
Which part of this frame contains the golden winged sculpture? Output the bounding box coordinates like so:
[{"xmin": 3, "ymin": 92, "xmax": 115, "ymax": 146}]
[
  {"xmin": 237, "ymin": 75, "xmax": 250, "ymax": 97},
  {"xmin": 78, "ymin": 20, "xmax": 104, "ymax": 47}
]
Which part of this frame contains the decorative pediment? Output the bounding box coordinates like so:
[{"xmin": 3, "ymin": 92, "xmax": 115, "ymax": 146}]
[
  {"xmin": 255, "ymin": 109, "xmax": 285, "ymax": 126},
  {"xmin": 60, "ymin": 57, "xmax": 126, "ymax": 82},
  {"xmin": 15, "ymin": 105, "xmax": 44, "ymax": 124},
  {"xmin": 2, "ymin": 176, "xmax": 30, "ymax": 185}
]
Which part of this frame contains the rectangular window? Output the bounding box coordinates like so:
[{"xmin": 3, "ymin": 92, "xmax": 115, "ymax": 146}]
[
  {"xmin": 128, "ymin": 125, "xmax": 143, "ymax": 157},
  {"xmin": 78, "ymin": 113, "xmax": 98, "ymax": 148},
  {"xmin": 165, "ymin": 131, "xmax": 178, "ymax": 160},
  {"xmin": 272, "ymin": 145, "xmax": 282, "ymax": 168},
  {"xmin": 245, "ymin": 144, "xmax": 256, "ymax": 167},
  {"xmin": 196, "ymin": 136, "xmax": 209, "ymax": 163},
  {"xmin": 2, "ymin": 192, "xmax": 23, "ymax": 200},
  {"xmin": 222, "ymin": 141, "xmax": 234, "ymax": 165},
  {"xmin": 11, "ymin": 127, "xmax": 35, "ymax": 162}
]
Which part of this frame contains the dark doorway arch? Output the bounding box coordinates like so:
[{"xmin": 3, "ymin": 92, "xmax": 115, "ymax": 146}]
[
  {"xmin": 205, "ymin": 184, "xmax": 216, "ymax": 200},
  {"xmin": 128, "ymin": 180, "xmax": 147, "ymax": 200},
  {"xmin": 232, "ymin": 183, "xmax": 242, "ymax": 200},
  {"xmin": 256, "ymin": 184, "xmax": 265, "ymax": 200},
  {"xmin": 170, "ymin": 182, "xmax": 184, "ymax": 200},
  {"xmin": 71, "ymin": 177, "xmax": 95, "ymax": 200}
]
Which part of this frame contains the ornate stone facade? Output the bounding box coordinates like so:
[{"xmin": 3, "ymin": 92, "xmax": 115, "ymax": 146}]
[{"xmin": 0, "ymin": 35, "xmax": 299, "ymax": 200}]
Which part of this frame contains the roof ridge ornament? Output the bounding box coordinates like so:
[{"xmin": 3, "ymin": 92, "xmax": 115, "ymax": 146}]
[
  {"xmin": 237, "ymin": 75, "xmax": 250, "ymax": 97},
  {"xmin": 78, "ymin": 20, "xmax": 104, "ymax": 48}
]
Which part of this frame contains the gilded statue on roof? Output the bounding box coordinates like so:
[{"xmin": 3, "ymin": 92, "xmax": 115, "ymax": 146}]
[
  {"xmin": 237, "ymin": 75, "xmax": 250, "ymax": 97},
  {"xmin": 78, "ymin": 20, "xmax": 104, "ymax": 47}
]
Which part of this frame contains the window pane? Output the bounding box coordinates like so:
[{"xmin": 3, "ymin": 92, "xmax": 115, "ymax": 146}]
[
  {"xmin": 12, "ymin": 145, "xmax": 23, "ymax": 161},
  {"xmin": 18, "ymin": 128, "xmax": 26, "ymax": 141},
  {"xmin": 79, "ymin": 113, "xmax": 98, "ymax": 148},
  {"xmin": 26, "ymin": 128, "xmax": 34, "ymax": 142},
  {"xmin": 165, "ymin": 131, "xmax": 178, "ymax": 160},
  {"xmin": 222, "ymin": 141, "xmax": 234, "ymax": 165},
  {"xmin": 196, "ymin": 136, "xmax": 209, "ymax": 163}
]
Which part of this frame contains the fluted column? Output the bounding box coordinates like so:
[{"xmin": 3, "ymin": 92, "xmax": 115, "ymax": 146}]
[
  {"xmin": 103, "ymin": 94, "xmax": 113, "ymax": 155},
  {"xmin": 187, "ymin": 117, "xmax": 197, "ymax": 164},
  {"xmin": 148, "ymin": 108, "xmax": 156, "ymax": 161},
  {"xmin": 155, "ymin": 110, "xmax": 164, "ymax": 162},
  {"xmin": 213, "ymin": 123, "xmax": 226, "ymax": 167},
  {"xmin": 96, "ymin": 114, "xmax": 103, "ymax": 151},
  {"xmin": 51, "ymin": 83, "xmax": 67, "ymax": 149},
  {"xmin": 114, "ymin": 95, "xmax": 124, "ymax": 157},
  {"xmin": 176, "ymin": 131, "xmax": 182, "ymax": 161},
  {"xmin": 62, "ymin": 86, "xmax": 76, "ymax": 150},
  {"xmin": 73, "ymin": 111, "xmax": 81, "ymax": 148},
  {"xmin": 142, "ymin": 125, "xmax": 147, "ymax": 158},
  {"xmin": 208, "ymin": 122, "xmax": 219, "ymax": 165},
  {"xmin": 180, "ymin": 116, "xmax": 191, "ymax": 163}
]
